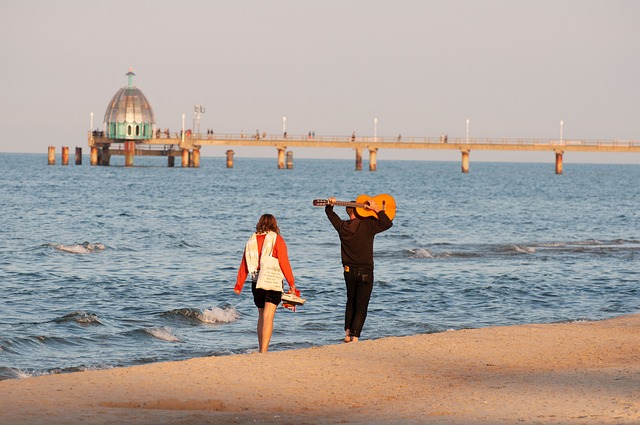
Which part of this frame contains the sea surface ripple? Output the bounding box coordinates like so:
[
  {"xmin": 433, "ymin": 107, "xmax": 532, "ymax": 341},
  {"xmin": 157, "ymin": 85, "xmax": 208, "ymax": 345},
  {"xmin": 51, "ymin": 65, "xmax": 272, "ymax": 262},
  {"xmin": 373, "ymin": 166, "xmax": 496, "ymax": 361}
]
[{"xmin": 0, "ymin": 153, "xmax": 638, "ymax": 380}]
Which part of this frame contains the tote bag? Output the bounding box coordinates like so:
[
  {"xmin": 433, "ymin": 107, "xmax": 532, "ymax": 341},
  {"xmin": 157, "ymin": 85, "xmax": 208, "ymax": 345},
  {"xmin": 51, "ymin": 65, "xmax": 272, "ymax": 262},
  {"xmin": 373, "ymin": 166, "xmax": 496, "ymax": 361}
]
[{"xmin": 256, "ymin": 242, "xmax": 285, "ymax": 292}]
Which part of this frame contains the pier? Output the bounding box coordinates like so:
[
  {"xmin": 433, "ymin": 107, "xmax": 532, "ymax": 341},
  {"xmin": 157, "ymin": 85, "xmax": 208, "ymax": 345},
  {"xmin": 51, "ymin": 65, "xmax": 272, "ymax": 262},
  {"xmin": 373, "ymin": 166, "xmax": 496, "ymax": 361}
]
[
  {"xmin": 69, "ymin": 70, "xmax": 640, "ymax": 174},
  {"xmin": 85, "ymin": 132, "xmax": 640, "ymax": 174}
]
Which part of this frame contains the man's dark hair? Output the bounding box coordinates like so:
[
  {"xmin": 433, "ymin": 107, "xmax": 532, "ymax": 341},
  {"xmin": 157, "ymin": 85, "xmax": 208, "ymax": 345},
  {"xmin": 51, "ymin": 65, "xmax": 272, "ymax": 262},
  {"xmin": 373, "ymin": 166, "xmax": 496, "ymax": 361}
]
[{"xmin": 346, "ymin": 202, "xmax": 356, "ymax": 217}]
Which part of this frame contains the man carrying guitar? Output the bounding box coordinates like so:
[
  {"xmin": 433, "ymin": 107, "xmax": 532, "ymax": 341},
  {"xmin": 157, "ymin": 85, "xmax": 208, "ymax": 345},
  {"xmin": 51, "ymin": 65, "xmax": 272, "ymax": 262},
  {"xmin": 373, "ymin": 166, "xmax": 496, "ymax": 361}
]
[{"xmin": 324, "ymin": 196, "xmax": 393, "ymax": 343}]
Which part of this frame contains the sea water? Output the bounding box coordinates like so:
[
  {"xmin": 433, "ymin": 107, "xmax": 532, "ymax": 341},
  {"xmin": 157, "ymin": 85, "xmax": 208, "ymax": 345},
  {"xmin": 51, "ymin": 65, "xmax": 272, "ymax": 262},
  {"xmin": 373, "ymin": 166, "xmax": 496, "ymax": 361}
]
[{"xmin": 0, "ymin": 153, "xmax": 638, "ymax": 380}]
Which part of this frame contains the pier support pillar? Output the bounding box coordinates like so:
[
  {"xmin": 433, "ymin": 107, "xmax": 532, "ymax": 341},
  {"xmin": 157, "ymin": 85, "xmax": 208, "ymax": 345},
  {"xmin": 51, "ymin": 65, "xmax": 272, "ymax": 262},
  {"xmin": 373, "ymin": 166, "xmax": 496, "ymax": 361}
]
[
  {"xmin": 101, "ymin": 146, "xmax": 110, "ymax": 166},
  {"xmin": 555, "ymin": 150, "xmax": 564, "ymax": 175},
  {"xmin": 90, "ymin": 147, "xmax": 98, "ymax": 166},
  {"xmin": 48, "ymin": 146, "xmax": 55, "ymax": 165},
  {"xmin": 355, "ymin": 148, "xmax": 363, "ymax": 171},
  {"xmin": 226, "ymin": 150, "xmax": 234, "ymax": 168},
  {"xmin": 277, "ymin": 148, "xmax": 285, "ymax": 169},
  {"xmin": 181, "ymin": 149, "xmax": 190, "ymax": 168},
  {"xmin": 286, "ymin": 151, "xmax": 293, "ymax": 169},
  {"xmin": 461, "ymin": 149, "xmax": 470, "ymax": 173},
  {"xmin": 124, "ymin": 141, "xmax": 135, "ymax": 167},
  {"xmin": 75, "ymin": 147, "xmax": 82, "ymax": 165},
  {"xmin": 369, "ymin": 148, "xmax": 378, "ymax": 172},
  {"xmin": 192, "ymin": 148, "xmax": 200, "ymax": 168},
  {"xmin": 168, "ymin": 155, "xmax": 175, "ymax": 167},
  {"xmin": 61, "ymin": 146, "xmax": 69, "ymax": 166}
]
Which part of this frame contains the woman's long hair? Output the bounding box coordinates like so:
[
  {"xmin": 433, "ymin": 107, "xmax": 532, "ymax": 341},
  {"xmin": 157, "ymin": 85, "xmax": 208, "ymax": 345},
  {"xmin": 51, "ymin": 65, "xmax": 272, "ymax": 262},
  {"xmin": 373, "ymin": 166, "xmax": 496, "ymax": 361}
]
[{"xmin": 255, "ymin": 214, "xmax": 280, "ymax": 235}]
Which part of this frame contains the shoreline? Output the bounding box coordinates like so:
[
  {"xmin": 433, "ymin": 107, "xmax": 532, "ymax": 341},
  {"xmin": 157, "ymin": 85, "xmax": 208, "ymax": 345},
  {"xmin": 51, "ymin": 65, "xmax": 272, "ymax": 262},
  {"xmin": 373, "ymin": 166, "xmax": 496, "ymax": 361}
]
[{"xmin": 1, "ymin": 314, "xmax": 638, "ymax": 424}]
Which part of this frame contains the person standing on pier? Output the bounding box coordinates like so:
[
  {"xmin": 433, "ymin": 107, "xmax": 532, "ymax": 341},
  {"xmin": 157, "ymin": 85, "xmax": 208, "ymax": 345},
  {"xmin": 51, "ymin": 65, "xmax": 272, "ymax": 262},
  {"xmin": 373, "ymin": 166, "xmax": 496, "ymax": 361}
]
[
  {"xmin": 324, "ymin": 197, "xmax": 392, "ymax": 342},
  {"xmin": 234, "ymin": 214, "xmax": 297, "ymax": 353}
]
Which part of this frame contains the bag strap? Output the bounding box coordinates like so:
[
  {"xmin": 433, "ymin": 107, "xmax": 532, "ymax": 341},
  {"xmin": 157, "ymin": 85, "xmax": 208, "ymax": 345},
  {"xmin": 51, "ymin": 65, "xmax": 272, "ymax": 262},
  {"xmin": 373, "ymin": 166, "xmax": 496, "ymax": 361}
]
[{"xmin": 260, "ymin": 232, "xmax": 277, "ymax": 258}]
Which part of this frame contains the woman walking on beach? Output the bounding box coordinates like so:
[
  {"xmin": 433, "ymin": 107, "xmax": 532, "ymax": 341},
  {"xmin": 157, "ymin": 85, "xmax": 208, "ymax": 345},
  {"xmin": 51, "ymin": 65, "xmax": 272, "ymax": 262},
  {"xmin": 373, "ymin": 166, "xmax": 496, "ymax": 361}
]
[{"xmin": 234, "ymin": 214, "xmax": 297, "ymax": 353}]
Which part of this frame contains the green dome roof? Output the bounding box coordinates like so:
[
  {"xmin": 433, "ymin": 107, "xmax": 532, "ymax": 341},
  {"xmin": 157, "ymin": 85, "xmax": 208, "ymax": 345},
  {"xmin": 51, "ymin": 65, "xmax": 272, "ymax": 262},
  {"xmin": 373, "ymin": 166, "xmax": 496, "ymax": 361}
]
[{"xmin": 103, "ymin": 70, "xmax": 155, "ymax": 140}]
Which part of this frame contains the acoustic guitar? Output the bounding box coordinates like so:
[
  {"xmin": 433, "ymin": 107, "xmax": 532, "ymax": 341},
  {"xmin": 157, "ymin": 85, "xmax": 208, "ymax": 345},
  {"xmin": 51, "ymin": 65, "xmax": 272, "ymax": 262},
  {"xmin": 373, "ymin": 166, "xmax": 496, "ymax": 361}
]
[{"xmin": 313, "ymin": 193, "xmax": 396, "ymax": 220}]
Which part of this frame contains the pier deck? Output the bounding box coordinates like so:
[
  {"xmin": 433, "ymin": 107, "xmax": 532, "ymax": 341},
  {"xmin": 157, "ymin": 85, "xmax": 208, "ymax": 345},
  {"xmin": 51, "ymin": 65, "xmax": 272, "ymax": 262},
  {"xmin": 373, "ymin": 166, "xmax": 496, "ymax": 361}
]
[
  {"xmin": 84, "ymin": 132, "xmax": 640, "ymax": 173},
  {"xmin": 110, "ymin": 133, "xmax": 640, "ymax": 153}
]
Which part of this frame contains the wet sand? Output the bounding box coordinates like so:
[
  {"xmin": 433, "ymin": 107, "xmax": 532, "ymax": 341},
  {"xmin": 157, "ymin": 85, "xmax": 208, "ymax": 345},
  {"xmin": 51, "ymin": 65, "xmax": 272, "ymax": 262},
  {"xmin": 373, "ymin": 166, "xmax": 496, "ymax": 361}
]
[{"xmin": 1, "ymin": 314, "xmax": 638, "ymax": 424}]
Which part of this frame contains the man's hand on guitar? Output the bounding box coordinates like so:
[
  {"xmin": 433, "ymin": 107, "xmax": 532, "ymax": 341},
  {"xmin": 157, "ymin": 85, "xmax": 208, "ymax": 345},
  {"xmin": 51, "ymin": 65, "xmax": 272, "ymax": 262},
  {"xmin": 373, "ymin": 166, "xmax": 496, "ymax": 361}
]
[
  {"xmin": 327, "ymin": 197, "xmax": 336, "ymax": 207},
  {"xmin": 364, "ymin": 198, "xmax": 381, "ymax": 213}
]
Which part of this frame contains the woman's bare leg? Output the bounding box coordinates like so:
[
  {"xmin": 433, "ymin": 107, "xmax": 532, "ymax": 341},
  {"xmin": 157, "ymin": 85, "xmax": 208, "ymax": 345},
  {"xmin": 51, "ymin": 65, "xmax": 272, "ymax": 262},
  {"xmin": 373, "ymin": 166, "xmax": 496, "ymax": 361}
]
[
  {"xmin": 258, "ymin": 302, "xmax": 278, "ymax": 353},
  {"xmin": 257, "ymin": 308, "xmax": 264, "ymax": 350}
]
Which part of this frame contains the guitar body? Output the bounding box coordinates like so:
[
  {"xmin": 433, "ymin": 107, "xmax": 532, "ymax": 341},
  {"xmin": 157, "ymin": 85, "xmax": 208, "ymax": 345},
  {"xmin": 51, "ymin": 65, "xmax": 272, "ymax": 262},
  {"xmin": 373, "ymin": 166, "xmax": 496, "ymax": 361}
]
[
  {"xmin": 354, "ymin": 193, "xmax": 396, "ymax": 220},
  {"xmin": 313, "ymin": 193, "xmax": 396, "ymax": 220}
]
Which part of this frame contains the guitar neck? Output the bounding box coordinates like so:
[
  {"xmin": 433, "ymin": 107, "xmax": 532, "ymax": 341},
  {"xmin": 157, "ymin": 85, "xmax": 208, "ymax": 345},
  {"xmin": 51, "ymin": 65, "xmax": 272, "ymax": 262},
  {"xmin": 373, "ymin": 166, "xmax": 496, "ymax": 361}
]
[
  {"xmin": 332, "ymin": 199, "xmax": 389, "ymax": 212},
  {"xmin": 332, "ymin": 200, "xmax": 366, "ymax": 208}
]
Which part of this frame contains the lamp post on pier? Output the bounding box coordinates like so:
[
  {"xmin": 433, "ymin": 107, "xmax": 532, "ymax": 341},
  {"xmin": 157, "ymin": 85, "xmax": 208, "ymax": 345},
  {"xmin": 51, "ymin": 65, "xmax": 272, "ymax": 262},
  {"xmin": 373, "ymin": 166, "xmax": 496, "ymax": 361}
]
[
  {"xmin": 560, "ymin": 120, "xmax": 564, "ymax": 144},
  {"xmin": 181, "ymin": 113, "xmax": 185, "ymax": 143},
  {"xmin": 466, "ymin": 118, "xmax": 470, "ymax": 143},
  {"xmin": 374, "ymin": 117, "xmax": 378, "ymax": 143}
]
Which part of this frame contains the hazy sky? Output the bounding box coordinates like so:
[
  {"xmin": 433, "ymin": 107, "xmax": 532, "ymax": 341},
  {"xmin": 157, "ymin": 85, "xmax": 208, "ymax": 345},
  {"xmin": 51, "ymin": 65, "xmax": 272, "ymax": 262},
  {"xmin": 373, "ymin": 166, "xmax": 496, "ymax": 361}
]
[{"xmin": 1, "ymin": 0, "xmax": 638, "ymax": 163}]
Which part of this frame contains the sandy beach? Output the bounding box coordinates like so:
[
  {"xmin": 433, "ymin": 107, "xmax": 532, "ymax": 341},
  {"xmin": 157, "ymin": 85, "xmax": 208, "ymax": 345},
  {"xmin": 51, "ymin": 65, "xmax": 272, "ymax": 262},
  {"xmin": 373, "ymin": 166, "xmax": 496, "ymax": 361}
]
[{"xmin": 1, "ymin": 314, "xmax": 638, "ymax": 425}]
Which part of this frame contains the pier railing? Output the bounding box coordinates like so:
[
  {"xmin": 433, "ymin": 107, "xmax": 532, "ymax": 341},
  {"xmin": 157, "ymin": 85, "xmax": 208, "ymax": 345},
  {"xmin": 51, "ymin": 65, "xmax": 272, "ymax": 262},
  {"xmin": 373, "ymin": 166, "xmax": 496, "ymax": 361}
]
[
  {"xmin": 136, "ymin": 132, "xmax": 640, "ymax": 152},
  {"xmin": 83, "ymin": 131, "xmax": 639, "ymax": 172}
]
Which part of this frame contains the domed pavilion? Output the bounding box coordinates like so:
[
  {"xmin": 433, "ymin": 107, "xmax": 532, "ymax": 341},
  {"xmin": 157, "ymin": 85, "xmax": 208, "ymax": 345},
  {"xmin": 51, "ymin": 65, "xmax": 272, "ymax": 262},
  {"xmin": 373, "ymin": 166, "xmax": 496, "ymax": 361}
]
[
  {"xmin": 103, "ymin": 69, "xmax": 155, "ymax": 140},
  {"xmin": 88, "ymin": 69, "xmax": 201, "ymax": 168}
]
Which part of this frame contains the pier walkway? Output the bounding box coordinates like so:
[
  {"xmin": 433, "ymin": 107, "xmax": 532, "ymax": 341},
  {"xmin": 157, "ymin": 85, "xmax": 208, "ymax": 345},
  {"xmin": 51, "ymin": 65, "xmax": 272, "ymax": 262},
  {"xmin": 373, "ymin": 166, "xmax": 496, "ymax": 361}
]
[{"xmin": 85, "ymin": 132, "xmax": 640, "ymax": 174}]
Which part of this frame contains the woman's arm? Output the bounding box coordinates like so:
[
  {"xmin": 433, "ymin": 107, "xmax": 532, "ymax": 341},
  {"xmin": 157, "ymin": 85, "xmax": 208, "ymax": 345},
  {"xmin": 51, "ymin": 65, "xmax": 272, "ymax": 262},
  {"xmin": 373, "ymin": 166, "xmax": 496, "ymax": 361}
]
[
  {"xmin": 234, "ymin": 250, "xmax": 248, "ymax": 294},
  {"xmin": 274, "ymin": 235, "xmax": 295, "ymax": 290}
]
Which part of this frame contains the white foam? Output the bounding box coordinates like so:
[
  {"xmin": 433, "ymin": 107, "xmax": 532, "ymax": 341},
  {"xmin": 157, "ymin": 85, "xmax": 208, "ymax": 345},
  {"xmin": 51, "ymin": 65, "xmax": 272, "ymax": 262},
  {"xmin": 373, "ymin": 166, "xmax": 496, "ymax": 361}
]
[
  {"xmin": 145, "ymin": 327, "xmax": 180, "ymax": 342},
  {"xmin": 15, "ymin": 369, "xmax": 34, "ymax": 379},
  {"xmin": 76, "ymin": 314, "xmax": 100, "ymax": 324},
  {"xmin": 53, "ymin": 242, "xmax": 105, "ymax": 255},
  {"xmin": 537, "ymin": 242, "xmax": 565, "ymax": 247},
  {"xmin": 576, "ymin": 239, "xmax": 603, "ymax": 246},
  {"xmin": 55, "ymin": 244, "xmax": 92, "ymax": 254},
  {"xmin": 2, "ymin": 368, "xmax": 36, "ymax": 379},
  {"xmin": 200, "ymin": 307, "xmax": 240, "ymax": 324},
  {"xmin": 410, "ymin": 248, "xmax": 433, "ymax": 258},
  {"xmin": 78, "ymin": 364, "xmax": 115, "ymax": 373},
  {"xmin": 513, "ymin": 245, "xmax": 536, "ymax": 253}
]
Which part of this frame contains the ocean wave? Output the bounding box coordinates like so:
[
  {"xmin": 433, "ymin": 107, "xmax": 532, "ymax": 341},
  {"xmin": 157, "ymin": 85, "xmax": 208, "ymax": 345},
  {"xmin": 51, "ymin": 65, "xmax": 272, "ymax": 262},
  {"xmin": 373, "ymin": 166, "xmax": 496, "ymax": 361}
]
[
  {"xmin": 408, "ymin": 248, "xmax": 434, "ymax": 259},
  {"xmin": 574, "ymin": 239, "xmax": 603, "ymax": 246},
  {"xmin": 144, "ymin": 327, "xmax": 180, "ymax": 342},
  {"xmin": 531, "ymin": 239, "xmax": 640, "ymax": 254},
  {"xmin": 405, "ymin": 238, "xmax": 638, "ymax": 260},
  {"xmin": 49, "ymin": 364, "xmax": 115, "ymax": 375},
  {"xmin": 493, "ymin": 244, "xmax": 536, "ymax": 254},
  {"xmin": 162, "ymin": 306, "xmax": 239, "ymax": 324},
  {"xmin": 162, "ymin": 308, "xmax": 204, "ymax": 321},
  {"xmin": 513, "ymin": 245, "xmax": 536, "ymax": 254},
  {"xmin": 532, "ymin": 239, "xmax": 630, "ymax": 248},
  {"xmin": 0, "ymin": 367, "xmax": 34, "ymax": 381},
  {"xmin": 200, "ymin": 306, "xmax": 240, "ymax": 324},
  {"xmin": 0, "ymin": 364, "xmax": 115, "ymax": 381},
  {"xmin": 405, "ymin": 248, "xmax": 480, "ymax": 259},
  {"xmin": 54, "ymin": 311, "xmax": 102, "ymax": 325},
  {"xmin": 0, "ymin": 334, "xmax": 76, "ymax": 354},
  {"xmin": 535, "ymin": 242, "xmax": 568, "ymax": 248},
  {"xmin": 1, "ymin": 336, "xmax": 37, "ymax": 355},
  {"xmin": 47, "ymin": 242, "xmax": 106, "ymax": 254},
  {"xmin": 177, "ymin": 240, "xmax": 200, "ymax": 248}
]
